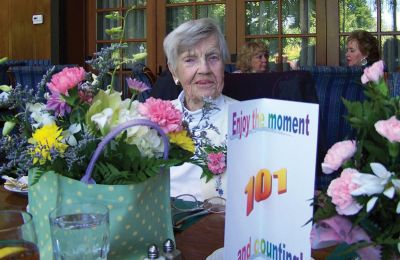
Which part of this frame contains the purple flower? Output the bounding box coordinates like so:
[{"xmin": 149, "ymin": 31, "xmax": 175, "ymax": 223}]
[
  {"xmin": 126, "ymin": 77, "xmax": 151, "ymax": 93},
  {"xmin": 46, "ymin": 92, "xmax": 71, "ymax": 116}
]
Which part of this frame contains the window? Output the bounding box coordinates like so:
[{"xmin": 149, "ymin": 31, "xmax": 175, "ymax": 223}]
[
  {"xmin": 90, "ymin": 0, "xmax": 155, "ymax": 96},
  {"xmin": 337, "ymin": 0, "xmax": 400, "ymax": 71},
  {"xmin": 87, "ymin": 0, "xmax": 400, "ymax": 79},
  {"xmin": 238, "ymin": 0, "xmax": 317, "ymax": 71}
]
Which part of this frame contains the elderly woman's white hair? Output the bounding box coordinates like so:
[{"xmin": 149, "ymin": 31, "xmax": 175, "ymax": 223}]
[{"xmin": 163, "ymin": 18, "xmax": 230, "ymax": 73}]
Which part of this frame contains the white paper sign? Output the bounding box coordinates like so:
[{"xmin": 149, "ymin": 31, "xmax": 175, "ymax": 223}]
[{"xmin": 224, "ymin": 98, "xmax": 319, "ymax": 260}]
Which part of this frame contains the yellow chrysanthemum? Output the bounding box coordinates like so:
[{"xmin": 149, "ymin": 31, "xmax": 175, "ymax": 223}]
[
  {"xmin": 30, "ymin": 124, "xmax": 68, "ymax": 165},
  {"xmin": 168, "ymin": 130, "xmax": 195, "ymax": 153}
]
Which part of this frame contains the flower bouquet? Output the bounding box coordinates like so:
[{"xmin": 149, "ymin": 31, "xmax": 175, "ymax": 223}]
[{"xmin": 311, "ymin": 61, "xmax": 400, "ymax": 259}]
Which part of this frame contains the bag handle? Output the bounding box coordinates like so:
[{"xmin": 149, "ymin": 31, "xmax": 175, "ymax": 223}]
[{"xmin": 81, "ymin": 119, "xmax": 170, "ymax": 184}]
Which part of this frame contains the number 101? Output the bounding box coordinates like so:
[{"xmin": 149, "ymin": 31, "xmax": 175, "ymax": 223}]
[{"xmin": 244, "ymin": 168, "xmax": 287, "ymax": 216}]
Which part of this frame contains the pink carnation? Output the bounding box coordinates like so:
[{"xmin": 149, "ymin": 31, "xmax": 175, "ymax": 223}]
[
  {"xmin": 374, "ymin": 115, "xmax": 400, "ymax": 143},
  {"xmin": 138, "ymin": 97, "xmax": 183, "ymax": 133},
  {"xmin": 361, "ymin": 60, "xmax": 384, "ymax": 84},
  {"xmin": 327, "ymin": 168, "xmax": 362, "ymax": 215},
  {"xmin": 47, "ymin": 67, "xmax": 86, "ymax": 95},
  {"xmin": 207, "ymin": 152, "xmax": 226, "ymax": 175},
  {"xmin": 321, "ymin": 140, "xmax": 356, "ymax": 174}
]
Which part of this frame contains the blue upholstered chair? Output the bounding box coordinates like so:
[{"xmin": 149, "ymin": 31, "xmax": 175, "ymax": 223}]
[
  {"xmin": 300, "ymin": 66, "xmax": 366, "ymax": 188},
  {"xmin": 9, "ymin": 64, "xmax": 76, "ymax": 90},
  {"xmin": 0, "ymin": 60, "xmax": 26, "ymax": 85},
  {"xmin": 387, "ymin": 72, "xmax": 400, "ymax": 97}
]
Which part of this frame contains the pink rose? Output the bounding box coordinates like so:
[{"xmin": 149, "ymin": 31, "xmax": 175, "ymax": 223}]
[
  {"xmin": 138, "ymin": 97, "xmax": 183, "ymax": 133},
  {"xmin": 207, "ymin": 152, "xmax": 226, "ymax": 175},
  {"xmin": 311, "ymin": 215, "xmax": 381, "ymax": 259},
  {"xmin": 327, "ymin": 168, "xmax": 362, "ymax": 215},
  {"xmin": 321, "ymin": 140, "xmax": 356, "ymax": 174},
  {"xmin": 361, "ymin": 60, "xmax": 384, "ymax": 84},
  {"xmin": 374, "ymin": 115, "xmax": 400, "ymax": 143},
  {"xmin": 47, "ymin": 67, "xmax": 86, "ymax": 95}
]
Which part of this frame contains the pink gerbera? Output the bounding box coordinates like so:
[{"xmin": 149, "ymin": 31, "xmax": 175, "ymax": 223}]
[
  {"xmin": 138, "ymin": 97, "xmax": 183, "ymax": 133},
  {"xmin": 47, "ymin": 67, "xmax": 86, "ymax": 95}
]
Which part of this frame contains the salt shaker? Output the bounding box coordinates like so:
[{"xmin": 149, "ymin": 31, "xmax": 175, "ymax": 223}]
[
  {"xmin": 144, "ymin": 244, "xmax": 165, "ymax": 260},
  {"xmin": 163, "ymin": 239, "xmax": 182, "ymax": 260}
]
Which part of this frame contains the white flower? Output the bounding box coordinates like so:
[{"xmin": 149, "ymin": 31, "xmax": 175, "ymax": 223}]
[
  {"xmin": 351, "ymin": 163, "xmax": 393, "ymax": 196},
  {"xmin": 62, "ymin": 124, "xmax": 82, "ymax": 146},
  {"xmin": 131, "ymin": 128, "xmax": 164, "ymax": 158},
  {"xmin": 366, "ymin": 196, "xmax": 378, "ymax": 212},
  {"xmin": 91, "ymin": 108, "xmax": 114, "ymax": 130},
  {"xmin": 0, "ymin": 91, "xmax": 9, "ymax": 103},
  {"xmin": 27, "ymin": 103, "xmax": 55, "ymax": 128}
]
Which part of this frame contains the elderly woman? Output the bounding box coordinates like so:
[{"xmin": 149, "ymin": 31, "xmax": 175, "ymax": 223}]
[
  {"xmin": 163, "ymin": 18, "xmax": 236, "ymax": 200},
  {"xmin": 346, "ymin": 30, "xmax": 380, "ymax": 67},
  {"xmin": 235, "ymin": 41, "xmax": 269, "ymax": 73}
]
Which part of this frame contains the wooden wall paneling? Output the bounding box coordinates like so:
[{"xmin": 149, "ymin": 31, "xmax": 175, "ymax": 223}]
[
  {"xmin": 33, "ymin": 0, "xmax": 51, "ymax": 59},
  {"xmin": 9, "ymin": 0, "xmax": 34, "ymax": 59},
  {"xmin": 5, "ymin": 0, "xmax": 51, "ymax": 61},
  {"xmin": 0, "ymin": 0, "xmax": 10, "ymax": 58}
]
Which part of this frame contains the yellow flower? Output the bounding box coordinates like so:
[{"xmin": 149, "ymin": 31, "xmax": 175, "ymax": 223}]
[
  {"xmin": 29, "ymin": 124, "xmax": 68, "ymax": 165},
  {"xmin": 168, "ymin": 130, "xmax": 195, "ymax": 153}
]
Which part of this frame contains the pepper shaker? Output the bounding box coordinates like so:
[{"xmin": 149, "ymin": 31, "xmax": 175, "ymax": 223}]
[
  {"xmin": 144, "ymin": 244, "xmax": 165, "ymax": 260},
  {"xmin": 163, "ymin": 239, "xmax": 182, "ymax": 260}
]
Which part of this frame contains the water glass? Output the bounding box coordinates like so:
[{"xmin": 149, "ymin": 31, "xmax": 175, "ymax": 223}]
[
  {"xmin": 49, "ymin": 203, "xmax": 110, "ymax": 260},
  {"xmin": 0, "ymin": 210, "xmax": 39, "ymax": 260}
]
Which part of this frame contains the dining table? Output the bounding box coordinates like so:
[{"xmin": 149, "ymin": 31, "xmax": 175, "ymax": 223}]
[{"xmin": 0, "ymin": 185, "xmax": 331, "ymax": 260}]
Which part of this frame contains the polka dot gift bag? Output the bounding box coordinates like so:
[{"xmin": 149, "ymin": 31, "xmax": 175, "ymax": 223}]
[{"xmin": 28, "ymin": 120, "xmax": 174, "ymax": 259}]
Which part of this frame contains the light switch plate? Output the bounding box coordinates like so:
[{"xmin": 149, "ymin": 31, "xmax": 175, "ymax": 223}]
[{"xmin": 32, "ymin": 14, "xmax": 43, "ymax": 25}]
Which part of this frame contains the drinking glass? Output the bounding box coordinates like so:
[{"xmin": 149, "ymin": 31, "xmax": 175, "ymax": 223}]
[
  {"xmin": 0, "ymin": 210, "xmax": 39, "ymax": 260},
  {"xmin": 49, "ymin": 203, "xmax": 110, "ymax": 260}
]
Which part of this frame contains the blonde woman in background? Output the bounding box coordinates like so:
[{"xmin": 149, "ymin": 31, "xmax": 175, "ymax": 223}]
[{"xmin": 235, "ymin": 41, "xmax": 269, "ymax": 73}]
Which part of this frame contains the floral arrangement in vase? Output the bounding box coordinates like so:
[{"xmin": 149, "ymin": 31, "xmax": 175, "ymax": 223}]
[
  {"xmin": 0, "ymin": 7, "xmax": 218, "ymax": 186},
  {"xmin": 311, "ymin": 60, "xmax": 400, "ymax": 259},
  {"xmin": 0, "ymin": 7, "xmax": 227, "ymax": 187}
]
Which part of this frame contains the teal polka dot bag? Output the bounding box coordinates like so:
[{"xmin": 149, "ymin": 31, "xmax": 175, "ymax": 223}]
[{"xmin": 28, "ymin": 120, "xmax": 174, "ymax": 259}]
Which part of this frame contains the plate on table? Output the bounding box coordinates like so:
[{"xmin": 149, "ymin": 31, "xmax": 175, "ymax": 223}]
[
  {"xmin": 4, "ymin": 184, "xmax": 28, "ymax": 195},
  {"xmin": 206, "ymin": 247, "xmax": 224, "ymax": 260},
  {"xmin": 2, "ymin": 176, "xmax": 28, "ymax": 195}
]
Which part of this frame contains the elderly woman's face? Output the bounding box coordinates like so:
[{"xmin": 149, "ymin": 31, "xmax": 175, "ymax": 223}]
[
  {"xmin": 346, "ymin": 40, "xmax": 365, "ymax": 66},
  {"xmin": 172, "ymin": 35, "xmax": 225, "ymax": 110}
]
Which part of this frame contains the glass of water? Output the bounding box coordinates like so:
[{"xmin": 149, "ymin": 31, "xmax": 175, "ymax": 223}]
[
  {"xmin": 0, "ymin": 210, "xmax": 39, "ymax": 260},
  {"xmin": 49, "ymin": 203, "xmax": 110, "ymax": 260}
]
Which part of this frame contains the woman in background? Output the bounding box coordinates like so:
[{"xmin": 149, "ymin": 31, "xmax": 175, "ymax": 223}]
[
  {"xmin": 163, "ymin": 18, "xmax": 236, "ymax": 200},
  {"xmin": 235, "ymin": 41, "xmax": 269, "ymax": 73},
  {"xmin": 346, "ymin": 30, "xmax": 380, "ymax": 67}
]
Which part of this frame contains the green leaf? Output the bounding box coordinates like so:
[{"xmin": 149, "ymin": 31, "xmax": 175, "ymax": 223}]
[
  {"xmin": 0, "ymin": 85, "xmax": 11, "ymax": 92},
  {"xmin": 2, "ymin": 121, "xmax": 16, "ymax": 136}
]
